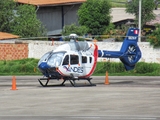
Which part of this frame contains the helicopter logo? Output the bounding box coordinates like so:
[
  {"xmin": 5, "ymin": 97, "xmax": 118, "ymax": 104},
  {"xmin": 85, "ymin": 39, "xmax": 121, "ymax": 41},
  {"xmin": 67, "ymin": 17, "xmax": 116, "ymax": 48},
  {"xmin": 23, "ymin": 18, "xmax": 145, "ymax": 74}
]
[
  {"xmin": 63, "ymin": 66, "xmax": 83, "ymax": 73},
  {"xmin": 38, "ymin": 28, "xmax": 141, "ymax": 87}
]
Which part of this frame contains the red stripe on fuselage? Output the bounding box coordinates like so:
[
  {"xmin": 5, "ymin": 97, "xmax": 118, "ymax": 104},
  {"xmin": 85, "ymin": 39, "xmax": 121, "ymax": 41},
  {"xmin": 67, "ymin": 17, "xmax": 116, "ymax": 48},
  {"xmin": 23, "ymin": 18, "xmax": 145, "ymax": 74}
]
[
  {"xmin": 83, "ymin": 43, "xmax": 98, "ymax": 78},
  {"xmin": 57, "ymin": 69, "xmax": 65, "ymax": 76}
]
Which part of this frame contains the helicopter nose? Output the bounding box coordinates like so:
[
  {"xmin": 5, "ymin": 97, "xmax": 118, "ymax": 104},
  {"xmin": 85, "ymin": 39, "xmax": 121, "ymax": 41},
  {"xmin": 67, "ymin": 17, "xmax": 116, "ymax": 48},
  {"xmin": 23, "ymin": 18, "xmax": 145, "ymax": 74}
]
[{"xmin": 38, "ymin": 62, "xmax": 50, "ymax": 70}]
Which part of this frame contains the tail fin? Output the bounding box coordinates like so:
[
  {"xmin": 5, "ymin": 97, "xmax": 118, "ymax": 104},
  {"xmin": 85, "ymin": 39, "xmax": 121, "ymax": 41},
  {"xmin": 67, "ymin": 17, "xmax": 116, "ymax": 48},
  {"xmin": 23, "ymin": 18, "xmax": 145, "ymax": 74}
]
[
  {"xmin": 119, "ymin": 28, "xmax": 141, "ymax": 70},
  {"xmin": 98, "ymin": 28, "xmax": 141, "ymax": 71}
]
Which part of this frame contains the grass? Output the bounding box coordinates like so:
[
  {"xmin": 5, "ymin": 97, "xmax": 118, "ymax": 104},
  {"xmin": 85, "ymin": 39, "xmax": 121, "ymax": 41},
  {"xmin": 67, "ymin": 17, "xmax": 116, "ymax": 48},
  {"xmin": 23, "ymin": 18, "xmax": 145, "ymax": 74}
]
[
  {"xmin": 110, "ymin": 0, "xmax": 126, "ymax": 7},
  {"xmin": 93, "ymin": 62, "xmax": 160, "ymax": 76},
  {"xmin": 0, "ymin": 58, "xmax": 160, "ymax": 76},
  {"xmin": 0, "ymin": 58, "xmax": 41, "ymax": 76}
]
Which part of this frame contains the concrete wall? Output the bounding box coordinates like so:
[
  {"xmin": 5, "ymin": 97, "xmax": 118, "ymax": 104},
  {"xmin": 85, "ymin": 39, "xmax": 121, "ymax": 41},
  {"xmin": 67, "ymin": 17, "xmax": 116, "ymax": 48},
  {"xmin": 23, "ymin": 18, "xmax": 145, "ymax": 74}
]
[
  {"xmin": 28, "ymin": 41, "xmax": 160, "ymax": 63},
  {"xmin": 1, "ymin": 40, "xmax": 160, "ymax": 63}
]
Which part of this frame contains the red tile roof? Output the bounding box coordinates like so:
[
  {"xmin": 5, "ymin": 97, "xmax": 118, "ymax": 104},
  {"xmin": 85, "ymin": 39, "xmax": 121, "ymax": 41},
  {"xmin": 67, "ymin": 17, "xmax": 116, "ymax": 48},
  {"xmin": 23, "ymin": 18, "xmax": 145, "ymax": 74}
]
[
  {"xmin": 0, "ymin": 32, "xmax": 19, "ymax": 40},
  {"xmin": 16, "ymin": 0, "xmax": 86, "ymax": 6}
]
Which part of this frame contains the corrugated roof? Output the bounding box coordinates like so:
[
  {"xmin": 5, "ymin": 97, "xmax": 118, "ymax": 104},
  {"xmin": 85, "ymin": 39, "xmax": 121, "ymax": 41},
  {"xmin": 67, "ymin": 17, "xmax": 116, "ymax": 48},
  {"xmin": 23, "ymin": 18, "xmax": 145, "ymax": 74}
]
[
  {"xmin": 146, "ymin": 15, "xmax": 160, "ymax": 25},
  {"xmin": 16, "ymin": 0, "xmax": 86, "ymax": 6},
  {"xmin": 0, "ymin": 32, "xmax": 19, "ymax": 40}
]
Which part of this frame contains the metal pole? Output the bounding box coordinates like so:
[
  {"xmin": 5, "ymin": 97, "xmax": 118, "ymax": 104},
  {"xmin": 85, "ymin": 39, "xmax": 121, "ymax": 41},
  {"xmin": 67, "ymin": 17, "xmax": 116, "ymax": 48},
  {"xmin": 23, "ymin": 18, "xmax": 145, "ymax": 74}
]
[
  {"xmin": 61, "ymin": 6, "xmax": 64, "ymax": 29},
  {"xmin": 138, "ymin": 0, "xmax": 142, "ymax": 42}
]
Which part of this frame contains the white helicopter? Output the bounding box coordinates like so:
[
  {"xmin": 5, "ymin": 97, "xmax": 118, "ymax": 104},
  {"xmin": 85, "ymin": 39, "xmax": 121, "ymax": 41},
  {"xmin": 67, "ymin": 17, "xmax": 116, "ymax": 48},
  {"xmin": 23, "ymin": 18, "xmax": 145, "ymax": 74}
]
[{"xmin": 38, "ymin": 28, "xmax": 141, "ymax": 87}]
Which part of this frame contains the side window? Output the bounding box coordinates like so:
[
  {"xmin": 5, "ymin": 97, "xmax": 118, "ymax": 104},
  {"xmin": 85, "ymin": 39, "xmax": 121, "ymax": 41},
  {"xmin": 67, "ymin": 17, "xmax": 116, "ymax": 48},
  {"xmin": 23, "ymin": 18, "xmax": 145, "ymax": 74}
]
[
  {"xmin": 62, "ymin": 55, "xmax": 69, "ymax": 65},
  {"xmin": 90, "ymin": 57, "xmax": 92, "ymax": 63},
  {"xmin": 70, "ymin": 55, "xmax": 79, "ymax": 65},
  {"xmin": 82, "ymin": 56, "xmax": 87, "ymax": 63}
]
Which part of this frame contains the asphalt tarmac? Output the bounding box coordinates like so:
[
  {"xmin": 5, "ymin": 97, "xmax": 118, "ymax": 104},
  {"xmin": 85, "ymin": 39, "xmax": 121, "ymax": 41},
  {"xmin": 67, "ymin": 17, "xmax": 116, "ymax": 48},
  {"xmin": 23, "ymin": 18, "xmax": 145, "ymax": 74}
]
[{"xmin": 0, "ymin": 76, "xmax": 160, "ymax": 120}]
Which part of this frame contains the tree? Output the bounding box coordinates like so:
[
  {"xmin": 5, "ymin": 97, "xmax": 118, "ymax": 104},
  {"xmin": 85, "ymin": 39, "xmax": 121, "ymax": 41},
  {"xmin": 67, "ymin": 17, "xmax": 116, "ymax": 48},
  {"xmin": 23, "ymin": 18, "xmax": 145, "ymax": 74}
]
[
  {"xmin": 147, "ymin": 24, "xmax": 160, "ymax": 48},
  {"xmin": 154, "ymin": 0, "xmax": 160, "ymax": 10},
  {"xmin": 0, "ymin": 0, "xmax": 46, "ymax": 37},
  {"xmin": 61, "ymin": 24, "xmax": 89, "ymax": 41},
  {"xmin": 78, "ymin": 0, "xmax": 112, "ymax": 35},
  {"xmin": 125, "ymin": 0, "xmax": 155, "ymax": 27},
  {"xmin": 0, "ymin": 0, "xmax": 16, "ymax": 32},
  {"xmin": 61, "ymin": 23, "xmax": 88, "ymax": 36},
  {"xmin": 11, "ymin": 4, "xmax": 46, "ymax": 37}
]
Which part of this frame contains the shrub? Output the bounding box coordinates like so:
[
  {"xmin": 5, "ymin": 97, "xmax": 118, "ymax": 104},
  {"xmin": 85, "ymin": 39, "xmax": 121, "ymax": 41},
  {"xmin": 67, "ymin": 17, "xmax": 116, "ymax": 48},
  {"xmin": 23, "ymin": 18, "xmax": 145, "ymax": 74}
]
[
  {"xmin": 147, "ymin": 24, "xmax": 160, "ymax": 48},
  {"xmin": 0, "ymin": 59, "xmax": 160, "ymax": 76}
]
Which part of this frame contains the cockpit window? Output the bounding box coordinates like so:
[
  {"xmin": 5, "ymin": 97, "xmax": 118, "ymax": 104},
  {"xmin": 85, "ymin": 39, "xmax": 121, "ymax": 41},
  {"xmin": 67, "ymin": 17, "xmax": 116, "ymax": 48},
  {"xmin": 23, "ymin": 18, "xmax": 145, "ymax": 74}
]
[
  {"xmin": 62, "ymin": 55, "xmax": 69, "ymax": 65},
  {"xmin": 38, "ymin": 51, "xmax": 52, "ymax": 66},
  {"xmin": 47, "ymin": 52, "xmax": 64, "ymax": 67}
]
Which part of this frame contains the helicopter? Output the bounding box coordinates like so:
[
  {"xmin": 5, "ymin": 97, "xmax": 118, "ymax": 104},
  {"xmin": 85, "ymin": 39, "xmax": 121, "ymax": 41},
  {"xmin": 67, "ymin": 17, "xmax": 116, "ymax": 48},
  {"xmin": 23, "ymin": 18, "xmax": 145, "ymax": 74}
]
[{"xmin": 38, "ymin": 27, "xmax": 141, "ymax": 87}]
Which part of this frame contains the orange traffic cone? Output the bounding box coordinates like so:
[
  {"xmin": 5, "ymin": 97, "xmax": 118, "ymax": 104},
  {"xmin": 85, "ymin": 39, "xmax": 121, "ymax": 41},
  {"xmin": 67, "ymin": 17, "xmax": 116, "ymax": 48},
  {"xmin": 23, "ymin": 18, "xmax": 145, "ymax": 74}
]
[
  {"xmin": 11, "ymin": 76, "xmax": 17, "ymax": 90},
  {"xmin": 105, "ymin": 71, "xmax": 109, "ymax": 85}
]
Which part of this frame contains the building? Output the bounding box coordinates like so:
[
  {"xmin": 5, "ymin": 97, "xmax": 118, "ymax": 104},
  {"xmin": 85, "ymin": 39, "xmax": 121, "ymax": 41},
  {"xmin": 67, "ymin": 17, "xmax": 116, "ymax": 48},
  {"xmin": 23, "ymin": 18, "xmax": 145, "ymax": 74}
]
[{"xmin": 16, "ymin": 0, "xmax": 86, "ymax": 36}]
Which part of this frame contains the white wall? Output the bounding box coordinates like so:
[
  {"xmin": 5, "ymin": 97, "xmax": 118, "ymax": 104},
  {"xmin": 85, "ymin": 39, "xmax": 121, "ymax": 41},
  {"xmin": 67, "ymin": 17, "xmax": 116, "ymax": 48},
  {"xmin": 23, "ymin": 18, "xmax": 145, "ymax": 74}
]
[{"xmin": 27, "ymin": 41, "xmax": 160, "ymax": 63}]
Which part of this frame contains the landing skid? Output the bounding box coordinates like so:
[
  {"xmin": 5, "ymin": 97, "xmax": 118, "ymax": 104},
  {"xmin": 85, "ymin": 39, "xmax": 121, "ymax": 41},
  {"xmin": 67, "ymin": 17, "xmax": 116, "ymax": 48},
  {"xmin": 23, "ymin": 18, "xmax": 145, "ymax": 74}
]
[
  {"xmin": 68, "ymin": 78, "xmax": 96, "ymax": 87},
  {"xmin": 38, "ymin": 77, "xmax": 96, "ymax": 87},
  {"xmin": 38, "ymin": 78, "xmax": 66, "ymax": 87}
]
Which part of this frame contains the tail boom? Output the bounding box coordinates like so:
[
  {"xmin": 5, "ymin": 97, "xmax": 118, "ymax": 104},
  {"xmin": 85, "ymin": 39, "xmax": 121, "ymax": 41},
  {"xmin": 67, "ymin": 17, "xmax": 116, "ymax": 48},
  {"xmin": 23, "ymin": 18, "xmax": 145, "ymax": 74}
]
[
  {"xmin": 98, "ymin": 50, "xmax": 123, "ymax": 58},
  {"xmin": 98, "ymin": 28, "xmax": 141, "ymax": 71}
]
